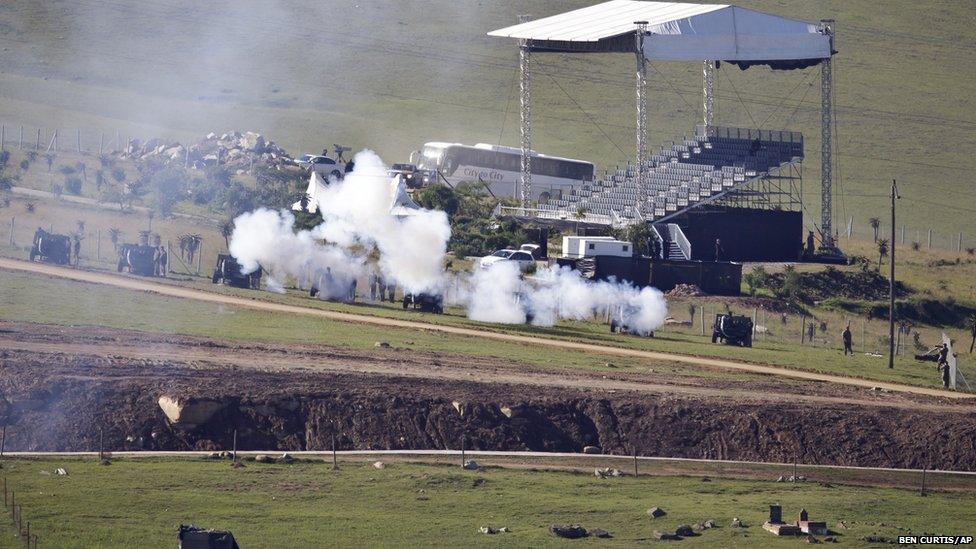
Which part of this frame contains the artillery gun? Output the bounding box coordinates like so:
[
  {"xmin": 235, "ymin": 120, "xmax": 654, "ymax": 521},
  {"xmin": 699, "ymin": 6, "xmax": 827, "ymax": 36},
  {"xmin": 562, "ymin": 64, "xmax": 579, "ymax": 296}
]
[
  {"xmin": 117, "ymin": 232, "xmax": 159, "ymax": 276},
  {"xmin": 211, "ymin": 254, "xmax": 261, "ymax": 289},
  {"xmin": 29, "ymin": 228, "xmax": 71, "ymax": 265},
  {"xmin": 402, "ymin": 293, "xmax": 444, "ymax": 314}
]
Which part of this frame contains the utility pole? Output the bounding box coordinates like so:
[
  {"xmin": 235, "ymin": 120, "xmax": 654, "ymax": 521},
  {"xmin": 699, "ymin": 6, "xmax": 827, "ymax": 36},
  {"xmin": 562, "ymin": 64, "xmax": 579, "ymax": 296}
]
[{"xmin": 888, "ymin": 179, "xmax": 899, "ymax": 369}]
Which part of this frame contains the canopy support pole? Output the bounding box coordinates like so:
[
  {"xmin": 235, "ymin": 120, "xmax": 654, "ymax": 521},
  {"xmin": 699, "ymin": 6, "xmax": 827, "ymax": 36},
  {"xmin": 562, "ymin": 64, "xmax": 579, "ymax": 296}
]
[
  {"xmin": 702, "ymin": 60, "xmax": 715, "ymax": 127},
  {"xmin": 819, "ymin": 19, "xmax": 835, "ymax": 251},
  {"xmin": 635, "ymin": 22, "xmax": 649, "ymax": 215},
  {"xmin": 518, "ymin": 14, "xmax": 532, "ymax": 209}
]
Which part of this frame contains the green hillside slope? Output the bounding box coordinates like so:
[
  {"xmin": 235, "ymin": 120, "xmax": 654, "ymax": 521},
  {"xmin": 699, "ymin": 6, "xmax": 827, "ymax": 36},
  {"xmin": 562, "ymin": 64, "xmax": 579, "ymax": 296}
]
[{"xmin": 0, "ymin": 0, "xmax": 973, "ymax": 236}]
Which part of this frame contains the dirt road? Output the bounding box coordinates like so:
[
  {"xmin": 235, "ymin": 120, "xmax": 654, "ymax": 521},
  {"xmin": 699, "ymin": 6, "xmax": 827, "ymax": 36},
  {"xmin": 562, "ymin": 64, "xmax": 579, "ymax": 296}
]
[{"xmin": 2, "ymin": 256, "xmax": 972, "ymax": 400}]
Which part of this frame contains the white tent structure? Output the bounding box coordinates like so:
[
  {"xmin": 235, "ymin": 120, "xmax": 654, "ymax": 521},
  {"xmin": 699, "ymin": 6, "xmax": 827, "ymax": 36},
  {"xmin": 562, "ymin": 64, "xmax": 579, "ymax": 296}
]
[
  {"xmin": 489, "ymin": 1, "xmax": 839, "ymax": 251},
  {"xmin": 292, "ymin": 171, "xmax": 424, "ymax": 217},
  {"xmin": 292, "ymin": 171, "xmax": 331, "ymax": 214}
]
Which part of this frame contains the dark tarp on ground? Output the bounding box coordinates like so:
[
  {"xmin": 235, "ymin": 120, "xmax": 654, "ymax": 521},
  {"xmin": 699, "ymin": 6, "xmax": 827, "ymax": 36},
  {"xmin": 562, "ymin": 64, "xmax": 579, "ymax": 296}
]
[{"xmin": 178, "ymin": 524, "xmax": 239, "ymax": 549}]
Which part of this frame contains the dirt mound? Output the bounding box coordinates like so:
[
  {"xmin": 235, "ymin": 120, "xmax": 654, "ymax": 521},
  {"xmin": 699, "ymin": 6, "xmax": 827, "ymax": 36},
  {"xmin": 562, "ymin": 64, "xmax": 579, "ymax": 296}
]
[{"xmin": 666, "ymin": 284, "xmax": 705, "ymax": 297}]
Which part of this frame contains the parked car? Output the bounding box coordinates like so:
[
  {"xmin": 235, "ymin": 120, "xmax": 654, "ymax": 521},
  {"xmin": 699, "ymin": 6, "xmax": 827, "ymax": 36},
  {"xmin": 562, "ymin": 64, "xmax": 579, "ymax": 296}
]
[
  {"xmin": 479, "ymin": 249, "xmax": 536, "ymax": 272},
  {"xmin": 294, "ymin": 154, "xmax": 316, "ymax": 167},
  {"xmin": 300, "ymin": 155, "xmax": 346, "ymax": 179}
]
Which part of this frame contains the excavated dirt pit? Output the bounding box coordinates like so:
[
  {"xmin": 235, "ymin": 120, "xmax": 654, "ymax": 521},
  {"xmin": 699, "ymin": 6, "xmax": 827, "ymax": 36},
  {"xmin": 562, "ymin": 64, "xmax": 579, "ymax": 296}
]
[{"xmin": 0, "ymin": 322, "xmax": 974, "ymax": 470}]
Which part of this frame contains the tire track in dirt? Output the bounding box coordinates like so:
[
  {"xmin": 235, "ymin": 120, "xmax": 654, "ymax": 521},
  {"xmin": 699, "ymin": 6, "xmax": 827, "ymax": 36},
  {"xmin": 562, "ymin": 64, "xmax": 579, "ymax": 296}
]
[{"xmin": 2, "ymin": 257, "xmax": 972, "ymax": 401}]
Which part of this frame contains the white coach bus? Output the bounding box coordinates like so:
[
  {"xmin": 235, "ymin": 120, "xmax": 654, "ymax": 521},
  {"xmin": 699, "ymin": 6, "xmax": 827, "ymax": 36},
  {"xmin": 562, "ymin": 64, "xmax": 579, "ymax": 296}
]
[{"xmin": 413, "ymin": 142, "xmax": 594, "ymax": 202}]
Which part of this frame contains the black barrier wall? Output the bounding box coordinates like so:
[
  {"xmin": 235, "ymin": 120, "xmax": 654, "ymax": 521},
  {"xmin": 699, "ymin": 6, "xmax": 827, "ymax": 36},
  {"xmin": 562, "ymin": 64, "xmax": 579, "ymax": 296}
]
[{"xmin": 668, "ymin": 207, "xmax": 802, "ymax": 262}]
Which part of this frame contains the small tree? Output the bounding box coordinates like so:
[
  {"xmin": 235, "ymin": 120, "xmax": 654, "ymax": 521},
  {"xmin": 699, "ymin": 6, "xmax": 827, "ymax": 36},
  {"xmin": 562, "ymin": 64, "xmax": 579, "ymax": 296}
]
[
  {"xmin": 868, "ymin": 217, "xmax": 881, "ymax": 242},
  {"xmin": 877, "ymin": 238, "xmax": 889, "ymax": 270},
  {"xmin": 574, "ymin": 205, "xmax": 589, "ymax": 235},
  {"xmin": 221, "ymin": 219, "xmax": 234, "ymax": 249},
  {"xmin": 19, "ymin": 159, "xmax": 29, "ymax": 172},
  {"xmin": 108, "ymin": 227, "xmax": 122, "ymax": 251},
  {"xmin": 50, "ymin": 182, "xmax": 63, "ymax": 199}
]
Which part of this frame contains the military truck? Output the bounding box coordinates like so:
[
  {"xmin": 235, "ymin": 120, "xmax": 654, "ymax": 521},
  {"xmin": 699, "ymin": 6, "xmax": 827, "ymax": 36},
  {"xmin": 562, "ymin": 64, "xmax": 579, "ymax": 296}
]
[
  {"xmin": 28, "ymin": 228, "xmax": 71, "ymax": 265},
  {"xmin": 711, "ymin": 313, "xmax": 753, "ymax": 347},
  {"xmin": 211, "ymin": 254, "xmax": 261, "ymax": 289}
]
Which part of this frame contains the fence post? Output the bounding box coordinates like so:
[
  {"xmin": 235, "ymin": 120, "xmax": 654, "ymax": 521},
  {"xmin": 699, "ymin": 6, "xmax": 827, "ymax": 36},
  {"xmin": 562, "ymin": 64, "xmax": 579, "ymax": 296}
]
[
  {"xmin": 99, "ymin": 133, "xmax": 104, "ymax": 155},
  {"xmin": 633, "ymin": 447, "xmax": 638, "ymax": 477},
  {"xmin": 19, "ymin": 126, "xmax": 23, "ymax": 150},
  {"xmin": 927, "ymin": 229, "xmax": 932, "ymax": 249},
  {"xmin": 1, "ymin": 124, "xmax": 5, "ymax": 151},
  {"xmin": 232, "ymin": 429, "xmax": 237, "ymax": 462},
  {"xmin": 461, "ymin": 436, "xmax": 466, "ymax": 467},
  {"xmin": 900, "ymin": 225, "xmax": 905, "ymax": 245},
  {"xmin": 197, "ymin": 242, "xmax": 203, "ymax": 274},
  {"xmin": 331, "ymin": 431, "xmax": 338, "ymax": 470},
  {"xmin": 96, "ymin": 229, "xmax": 101, "ymax": 261},
  {"xmin": 35, "ymin": 129, "xmax": 40, "ymax": 150},
  {"xmin": 76, "ymin": 128, "xmax": 82, "ymax": 153},
  {"xmin": 800, "ymin": 315, "xmax": 805, "ymax": 344},
  {"xmin": 959, "ymin": 233, "xmax": 963, "ymax": 252},
  {"xmin": 699, "ymin": 305, "xmax": 705, "ymax": 336},
  {"xmin": 8, "ymin": 217, "xmax": 14, "ymax": 247}
]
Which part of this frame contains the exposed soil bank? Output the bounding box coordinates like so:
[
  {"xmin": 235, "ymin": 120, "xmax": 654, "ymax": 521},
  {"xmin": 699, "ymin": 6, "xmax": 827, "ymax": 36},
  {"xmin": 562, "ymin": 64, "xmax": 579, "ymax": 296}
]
[{"xmin": 1, "ymin": 347, "xmax": 974, "ymax": 471}]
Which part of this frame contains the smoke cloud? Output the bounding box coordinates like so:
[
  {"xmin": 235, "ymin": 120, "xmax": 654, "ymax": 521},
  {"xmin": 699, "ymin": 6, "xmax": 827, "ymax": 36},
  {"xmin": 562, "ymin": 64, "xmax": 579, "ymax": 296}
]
[
  {"xmin": 464, "ymin": 262, "xmax": 668, "ymax": 334},
  {"xmin": 230, "ymin": 149, "xmax": 667, "ymax": 332},
  {"xmin": 229, "ymin": 151, "xmax": 450, "ymax": 300}
]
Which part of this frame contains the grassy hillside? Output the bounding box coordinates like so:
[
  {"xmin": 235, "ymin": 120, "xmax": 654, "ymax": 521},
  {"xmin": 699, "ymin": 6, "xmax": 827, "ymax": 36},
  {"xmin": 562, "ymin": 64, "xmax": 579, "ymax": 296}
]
[
  {"xmin": 0, "ymin": 0, "xmax": 973, "ymax": 237},
  {"xmin": 1, "ymin": 457, "xmax": 973, "ymax": 547}
]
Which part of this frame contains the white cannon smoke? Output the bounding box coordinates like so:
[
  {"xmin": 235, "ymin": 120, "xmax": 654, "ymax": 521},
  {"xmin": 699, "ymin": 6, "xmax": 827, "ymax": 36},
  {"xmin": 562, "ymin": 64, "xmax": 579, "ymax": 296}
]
[
  {"xmin": 230, "ymin": 149, "xmax": 667, "ymax": 332},
  {"xmin": 229, "ymin": 151, "xmax": 450, "ymax": 299},
  {"xmin": 463, "ymin": 262, "xmax": 668, "ymax": 333}
]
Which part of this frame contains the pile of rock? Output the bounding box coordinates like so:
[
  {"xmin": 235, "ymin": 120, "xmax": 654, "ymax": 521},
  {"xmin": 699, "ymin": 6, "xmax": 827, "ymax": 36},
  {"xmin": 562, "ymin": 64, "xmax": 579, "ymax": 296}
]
[
  {"xmin": 665, "ymin": 283, "xmax": 706, "ymax": 297},
  {"xmin": 117, "ymin": 131, "xmax": 293, "ymax": 173}
]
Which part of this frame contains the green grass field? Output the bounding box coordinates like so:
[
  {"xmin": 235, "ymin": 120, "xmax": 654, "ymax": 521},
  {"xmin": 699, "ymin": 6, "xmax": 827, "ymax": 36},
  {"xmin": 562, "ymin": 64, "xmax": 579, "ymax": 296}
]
[
  {"xmin": 0, "ymin": 0, "xmax": 973, "ymax": 237},
  {"xmin": 1, "ymin": 265, "xmax": 972, "ymax": 391},
  {"xmin": 0, "ymin": 456, "xmax": 972, "ymax": 547}
]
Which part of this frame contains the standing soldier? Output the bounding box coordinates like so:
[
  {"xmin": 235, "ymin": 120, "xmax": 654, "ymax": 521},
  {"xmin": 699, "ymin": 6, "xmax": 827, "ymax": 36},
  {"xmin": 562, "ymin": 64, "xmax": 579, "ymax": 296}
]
[
  {"xmin": 842, "ymin": 324, "xmax": 854, "ymax": 356},
  {"xmin": 937, "ymin": 343, "xmax": 950, "ymax": 389},
  {"xmin": 156, "ymin": 245, "xmax": 168, "ymax": 277},
  {"xmin": 714, "ymin": 238, "xmax": 723, "ymax": 262},
  {"xmin": 385, "ymin": 280, "xmax": 397, "ymax": 303}
]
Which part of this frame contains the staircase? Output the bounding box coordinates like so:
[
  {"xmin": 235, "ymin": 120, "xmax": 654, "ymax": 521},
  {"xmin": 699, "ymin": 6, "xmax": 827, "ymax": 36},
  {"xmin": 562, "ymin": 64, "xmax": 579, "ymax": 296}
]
[{"xmin": 652, "ymin": 223, "xmax": 691, "ymax": 261}]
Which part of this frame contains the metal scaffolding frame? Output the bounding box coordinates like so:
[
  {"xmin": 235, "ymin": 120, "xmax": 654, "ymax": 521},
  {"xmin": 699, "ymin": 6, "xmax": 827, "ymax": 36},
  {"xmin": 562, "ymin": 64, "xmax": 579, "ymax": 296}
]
[
  {"xmin": 634, "ymin": 21, "xmax": 649, "ymax": 215},
  {"xmin": 518, "ymin": 14, "xmax": 533, "ymax": 208},
  {"xmin": 819, "ymin": 19, "xmax": 835, "ymax": 250},
  {"xmin": 702, "ymin": 60, "xmax": 715, "ymax": 126},
  {"xmin": 713, "ymin": 161, "xmax": 804, "ymax": 211}
]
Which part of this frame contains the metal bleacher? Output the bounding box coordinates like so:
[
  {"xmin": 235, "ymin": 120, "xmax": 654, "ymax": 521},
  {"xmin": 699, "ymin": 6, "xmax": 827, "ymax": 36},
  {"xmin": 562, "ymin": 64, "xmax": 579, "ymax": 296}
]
[{"xmin": 534, "ymin": 125, "xmax": 803, "ymax": 226}]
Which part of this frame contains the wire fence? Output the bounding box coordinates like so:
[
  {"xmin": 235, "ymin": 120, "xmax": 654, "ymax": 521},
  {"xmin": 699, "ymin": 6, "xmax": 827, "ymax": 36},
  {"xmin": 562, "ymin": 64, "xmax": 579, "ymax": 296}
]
[{"xmin": 840, "ymin": 216, "xmax": 974, "ymax": 255}]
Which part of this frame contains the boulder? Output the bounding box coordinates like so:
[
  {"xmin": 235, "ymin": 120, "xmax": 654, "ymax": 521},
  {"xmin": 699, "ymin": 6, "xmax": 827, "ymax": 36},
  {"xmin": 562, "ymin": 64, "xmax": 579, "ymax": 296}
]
[
  {"xmin": 462, "ymin": 460, "xmax": 479, "ymax": 470},
  {"xmin": 652, "ymin": 531, "xmax": 680, "ymax": 541},
  {"xmin": 647, "ymin": 507, "xmax": 666, "ymax": 519},
  {"xmin": 375, "ymin": 341, "xmax": 391, "ymax": 348},
  {"xmin": 373, "ymin": 461, "xmax": 386, "ymax": 469},
  {"xmin": 549, "ymin": 524, "xmax": 587, "ymax": 539},
  {"xmin": 279, "ymin": 453, "xmax": 295, "ymax": 463},
  {"xmin": 254, "ymin": 454, "xmax": 275, "ymax": 463},
  {"xmin": 157, "ymin": 396, "xmax": 223, "ymax": 428},
  {"xmin": 703, "ymin": 520, "xmax": 716, "ymax": 529},
  {"xmin": 675, "ymin": 525, "xmax": 695, "ymax": 537},
  {"xmin": 590, "ymin": 528, "xmax": 611, "ymax": 538},
  {"xmin": 730, "ymin": 517, "xmax": 743, "ymax": 528},
  {"xmin": 239, "ymin": 132, "xmax": 266, "ymax": 152},
  {"xmin": 582, "ymin": 445, "xmax": 602, "ymax": 455}
]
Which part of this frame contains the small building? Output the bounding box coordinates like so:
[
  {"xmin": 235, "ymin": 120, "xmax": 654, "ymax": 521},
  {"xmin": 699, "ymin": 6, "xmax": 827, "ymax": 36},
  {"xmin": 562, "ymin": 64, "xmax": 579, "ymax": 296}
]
[{"xmin": 561, "ymin": 236, "xmax": 633, "ymax": 259}]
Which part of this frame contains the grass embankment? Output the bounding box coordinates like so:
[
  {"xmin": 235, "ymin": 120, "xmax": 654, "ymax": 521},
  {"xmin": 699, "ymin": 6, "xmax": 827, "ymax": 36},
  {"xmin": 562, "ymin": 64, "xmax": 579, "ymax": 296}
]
[
  {"xmin": 0, "ymin": 457, "xmax": 973, "ymax": 547},
  {"xmin": 1, "ymin": 1, "xmax": 975, "ymax": 237},
  {"xmin": 1, "ymin": 266, "xmax": 972, "ymax": 392}
]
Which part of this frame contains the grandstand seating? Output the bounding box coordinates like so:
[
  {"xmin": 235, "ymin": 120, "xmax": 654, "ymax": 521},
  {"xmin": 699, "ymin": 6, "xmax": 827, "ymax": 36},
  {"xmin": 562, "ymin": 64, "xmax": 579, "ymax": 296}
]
[{"xmin": 537, "ymin": 125, "xmax": 803, "ymax": 224}]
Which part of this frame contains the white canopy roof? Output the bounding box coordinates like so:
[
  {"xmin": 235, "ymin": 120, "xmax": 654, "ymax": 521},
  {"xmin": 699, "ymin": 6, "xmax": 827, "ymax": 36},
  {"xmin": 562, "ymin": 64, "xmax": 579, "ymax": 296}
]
[{"xmin": 488, "ymin": 1, "xmax": 832, "ymax": 62}]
